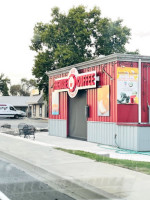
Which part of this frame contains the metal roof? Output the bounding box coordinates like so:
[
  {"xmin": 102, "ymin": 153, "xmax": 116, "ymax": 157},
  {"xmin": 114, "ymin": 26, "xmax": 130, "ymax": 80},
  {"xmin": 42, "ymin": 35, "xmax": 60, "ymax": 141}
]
[
  {"xmin": 27, "ymin": 95, "xmax": 44, "ymax": 104},
  {"xmin": 46, "ymin": 53, "xmax": 150, "ymax": 77},
  {"xmin": 0, "ymin": 95, "xmax": 43, "ymax": 107}
]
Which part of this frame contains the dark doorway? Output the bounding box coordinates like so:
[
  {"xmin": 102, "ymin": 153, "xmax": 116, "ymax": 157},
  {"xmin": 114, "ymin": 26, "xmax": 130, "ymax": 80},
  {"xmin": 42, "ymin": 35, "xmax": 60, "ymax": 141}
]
[{"xmin": 68, "ymin": 90, "xmax": 87, "ymax": 140}]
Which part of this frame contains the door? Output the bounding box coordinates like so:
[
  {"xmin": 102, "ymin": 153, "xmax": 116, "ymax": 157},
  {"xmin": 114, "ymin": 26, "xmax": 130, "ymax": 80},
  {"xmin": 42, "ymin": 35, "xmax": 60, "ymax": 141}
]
[{"xmin": 68, "ymin": 90, "xmax": 87, "ymax": 140}]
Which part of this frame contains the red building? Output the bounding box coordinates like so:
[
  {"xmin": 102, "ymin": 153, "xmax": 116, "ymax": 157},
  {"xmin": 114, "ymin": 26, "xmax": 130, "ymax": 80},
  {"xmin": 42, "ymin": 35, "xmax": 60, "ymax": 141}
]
[{"xmin": 47, "ymin": 54, "xmax": 150, "ymax": 151}]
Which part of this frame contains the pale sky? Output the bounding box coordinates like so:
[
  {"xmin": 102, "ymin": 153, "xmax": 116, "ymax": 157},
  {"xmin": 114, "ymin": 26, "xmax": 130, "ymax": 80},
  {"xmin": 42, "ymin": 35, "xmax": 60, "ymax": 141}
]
[{"xmin": 0, "ymin": 0, "xmax": 150, "ymax": 85}]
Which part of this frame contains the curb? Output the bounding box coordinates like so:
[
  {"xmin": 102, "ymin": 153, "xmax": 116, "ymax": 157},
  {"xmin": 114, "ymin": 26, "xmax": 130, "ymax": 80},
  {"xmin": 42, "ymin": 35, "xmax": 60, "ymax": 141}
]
[
  {"xmin": 28, "ymin": 117, "xmax": 48, "ymax": 120},
  {"xmin": 0, "ymin": 150, "xmax": 118, "ymax": 200}
]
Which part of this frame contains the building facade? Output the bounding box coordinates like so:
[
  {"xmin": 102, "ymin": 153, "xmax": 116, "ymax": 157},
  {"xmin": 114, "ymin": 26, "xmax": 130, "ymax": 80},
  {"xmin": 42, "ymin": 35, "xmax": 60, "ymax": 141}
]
[
  {"xmin": 28, "ymin": 95, "xmax": 47, "ymax": 118},
  {"xmin": 47, "ymin": 54, "xmax": 150, "ymax": 151}
]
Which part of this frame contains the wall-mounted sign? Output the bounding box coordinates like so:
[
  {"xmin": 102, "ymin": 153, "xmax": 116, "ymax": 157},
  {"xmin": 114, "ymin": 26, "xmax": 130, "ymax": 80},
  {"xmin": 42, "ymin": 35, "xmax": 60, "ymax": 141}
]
[
  {"xmin": 52, "ymin": 92, "xmax": 59, "ymax": 115},
  {"xmin": 54, "ymin": 68, "xmax": 99, "ymax": 98},
  {"xmin": 97, "ymin": 85, "xmax": 110, "ymax": 116},
  {"xmin": 117, "ymin": 67, "xmax": 138, "ymax": 104}
]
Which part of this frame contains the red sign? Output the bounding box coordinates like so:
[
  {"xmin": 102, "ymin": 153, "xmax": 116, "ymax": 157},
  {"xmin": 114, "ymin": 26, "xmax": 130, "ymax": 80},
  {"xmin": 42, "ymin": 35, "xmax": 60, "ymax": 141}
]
[{"xmin": 54, "ymin": 68, "xmax": 98, "ymax": 98}]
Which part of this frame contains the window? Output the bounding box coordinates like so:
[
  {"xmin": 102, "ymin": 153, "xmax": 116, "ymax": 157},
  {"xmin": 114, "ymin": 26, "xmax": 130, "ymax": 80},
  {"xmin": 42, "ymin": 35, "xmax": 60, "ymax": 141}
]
[
  {"xmin": 39, "ymin": 105, "xmax": 42, "ymax": 117},
  {"xmin": 10, "ymin": 107, "xmax": 16, "ymax": 111},
  {"xmin": 33, "ymin": 105, "xmax": 36, "ymax": 116}
]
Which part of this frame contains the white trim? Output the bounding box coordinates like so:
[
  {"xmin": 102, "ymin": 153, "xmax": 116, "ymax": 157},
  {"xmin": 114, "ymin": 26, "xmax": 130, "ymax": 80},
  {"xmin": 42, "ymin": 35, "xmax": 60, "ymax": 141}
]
[
  {"xmin": 54, "ymin": 70, "xmax": 97, "ymax": 93},
  {"xmin": 47, "ymin": 53, "xmax": 150, "ymax": 77},
  {"xmin": 0, "ymin": 191, "xmax": 10, "ymax": 200},
  {"xmin": 138, "ymin": 59, "xmax": 142, "ymax": 123}
]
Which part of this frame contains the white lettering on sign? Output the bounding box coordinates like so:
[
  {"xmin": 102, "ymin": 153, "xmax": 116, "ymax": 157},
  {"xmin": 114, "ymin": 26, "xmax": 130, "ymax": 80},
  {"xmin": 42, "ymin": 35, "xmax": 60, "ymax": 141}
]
[{"xmin": 54, "ymin": 68, "xmax": 99, "ymax": 98}]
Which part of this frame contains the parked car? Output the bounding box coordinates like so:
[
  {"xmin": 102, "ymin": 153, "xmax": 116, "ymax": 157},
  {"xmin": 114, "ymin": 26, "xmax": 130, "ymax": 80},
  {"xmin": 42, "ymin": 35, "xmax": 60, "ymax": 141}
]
[{"xmin": 0, "ymin": 104, "xmax": 26, "ymax": 119}]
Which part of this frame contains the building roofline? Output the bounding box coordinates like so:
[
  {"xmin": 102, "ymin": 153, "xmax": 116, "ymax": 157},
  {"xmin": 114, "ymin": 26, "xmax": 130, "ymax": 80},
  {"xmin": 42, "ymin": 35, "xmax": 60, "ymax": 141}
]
[
  {"xmin": 27, "ymin": 95, "xmax": 43, "ymax": 104},
  {"xmin": 46, "ymin": 53, "xmax": 150, "ymax": 77}
]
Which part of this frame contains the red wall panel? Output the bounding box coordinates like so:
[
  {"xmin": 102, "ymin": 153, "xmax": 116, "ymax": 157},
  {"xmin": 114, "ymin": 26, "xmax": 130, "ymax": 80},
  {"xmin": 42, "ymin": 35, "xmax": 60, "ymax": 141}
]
[
  {"xmin": 49, "ymin": 62, "xmax": 117, "ymax": 123},
  {"xmin": 141, "ymin": 63, "xmax": 150, "ymax": 122},
  {"xmin": 87, "ymin": 62, "xmax": 117, "ymax": 122},
  {"xmin": 49, "ymin": 73, "xmax": 68, "ymax": 120},
  {"xmin": 116, "ymin": 61, "xmax": 150, "ymax": 123},
  {"xmin": 117, "ymin": 104, "xmax": 138, "ymax": 122},
  {"xmin": 117, "ymin": 61, "xmax": 138, "ymax": 123},
  {"xmin": 49, "ymin": 60, "xmax": 150, "ymax": 124}
]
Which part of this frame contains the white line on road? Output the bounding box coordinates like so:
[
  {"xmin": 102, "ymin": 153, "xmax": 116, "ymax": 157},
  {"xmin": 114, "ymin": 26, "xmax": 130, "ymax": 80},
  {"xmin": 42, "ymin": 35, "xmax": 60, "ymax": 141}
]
[
  {"xmin": 0, "ymin": 191, "xmax": 10, "ymax": 200},
  {"xmin": 0, "ymin": 132, "xmax": 56, "ymax": 147}
]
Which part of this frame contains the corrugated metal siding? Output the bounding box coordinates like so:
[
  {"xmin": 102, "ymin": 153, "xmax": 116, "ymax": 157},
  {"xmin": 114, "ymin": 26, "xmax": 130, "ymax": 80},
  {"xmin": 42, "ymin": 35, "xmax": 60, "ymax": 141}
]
[
  {"xmin": 148, "ymin": 65, "xmax": 150, "ymax": 106},
  {"xmin": 87, "ymin": 122, "xmax": 116, "ymax": 146},
  {"xmin": 117, "ymin": 61, "xmax": 138, "ymax": 123},
  {"xmin": 117, "ymin": 61, "xmax": 150, "ymax": 123},
  {"xmin": 49, "ymin": 61, "xmax": 117, "ymax": 123},
  {"xmin": 48, "ymin": 119, "xmax": 150, "ymax": 151},
  {"xmin": 117, "ymin": 125, "xmax": 138, "ymax": 151},
  {"xmin": 138, "ymin": 127, "xmax": 150, "ymax": 151},
  {"xmin": 141, "ymin": 63, "xmax": 147, "ymax": 122},
  {"xmin": 141, "ymin": 63, "xmax": 150, "ymax": 122},
  {"xmin": 117, "ymin": 104, "xmax": 138, "ymax": 122},
  {"xmin": 49, "ymin": 59, "xmax": 150, "ymax": 124},
  {"xmin": 88, "ymin": 122, "xmax": 140, "ymax": 151},
  {"xmin": 87, "ymin": 62, "xmax": 117, "ymax": 122},
  {"xmin": 117, "ymin": 61, "xmax": 138, "ymax": 68},
  {"xmin": 49, "ymin": 73, "xmax": 68, "ymax": 120},
  {"xmin": 48, "ymin": 119, "xmax": 67, "ymax": 138}
]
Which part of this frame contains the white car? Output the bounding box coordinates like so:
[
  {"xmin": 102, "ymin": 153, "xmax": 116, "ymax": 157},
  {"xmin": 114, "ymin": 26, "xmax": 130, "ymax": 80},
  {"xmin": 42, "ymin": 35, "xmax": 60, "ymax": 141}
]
[{"xmin": 0, "ymin": 104, "xmax": 26, "ymax": 119}]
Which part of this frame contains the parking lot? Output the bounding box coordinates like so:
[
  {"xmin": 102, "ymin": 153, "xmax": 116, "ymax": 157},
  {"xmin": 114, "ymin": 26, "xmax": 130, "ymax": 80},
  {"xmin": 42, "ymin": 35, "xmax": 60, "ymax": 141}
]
[{"xmin": 0, "ymin": 117, "xmax": 48, "ymax": 130}]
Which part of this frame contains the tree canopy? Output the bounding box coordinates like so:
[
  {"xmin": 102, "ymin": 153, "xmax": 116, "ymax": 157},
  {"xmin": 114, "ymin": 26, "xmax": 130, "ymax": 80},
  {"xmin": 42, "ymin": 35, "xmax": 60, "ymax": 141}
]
[
  {"xmin": 10, "ymin": 78, "xmax": 37, "ymax": 96},
  {"xmin": 0, "ymin": 73, "xmax": 10, "ymax": 96},
  {"xmin": 30, "ymin": 6, "xmax": 132, "ymax": 97}
]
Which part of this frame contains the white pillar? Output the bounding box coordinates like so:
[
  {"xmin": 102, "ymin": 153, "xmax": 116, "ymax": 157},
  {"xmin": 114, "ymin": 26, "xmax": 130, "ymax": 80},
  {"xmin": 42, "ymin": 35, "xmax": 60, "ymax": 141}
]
[{"xmin": 138, "ymin": 59, "xmax": 141, "ymax": 123}]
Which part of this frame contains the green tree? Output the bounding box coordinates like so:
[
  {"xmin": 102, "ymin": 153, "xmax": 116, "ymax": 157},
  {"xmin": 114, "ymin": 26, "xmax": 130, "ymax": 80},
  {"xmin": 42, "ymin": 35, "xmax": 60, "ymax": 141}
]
[
  {"xmin": 126, "ymin": 49, "xmax": 140, "ymax": 55},
  {"xmin": 30, "ymin": 6, "xmax": 131, "ymax": 97},
  {"xmin": 10, "ymin": 84, "xmax": 21, "ymax": 96},
  {"xmin": 10, "ymin": 78, "xmax": 37, "ymax": 96},
  {"xmin": 21, "ymin": 78, "xmax": 37, "ymax": 96},
  {"xmin": 0, "ymin": 73, "xmax": 10, "ymax": 96}
]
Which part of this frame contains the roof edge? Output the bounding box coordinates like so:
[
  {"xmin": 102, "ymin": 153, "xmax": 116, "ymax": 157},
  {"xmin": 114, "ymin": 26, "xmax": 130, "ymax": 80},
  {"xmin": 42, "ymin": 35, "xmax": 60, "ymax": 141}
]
[{"xmin": 46, "ymin": 53, "xmax": 150, "ymax": 77}]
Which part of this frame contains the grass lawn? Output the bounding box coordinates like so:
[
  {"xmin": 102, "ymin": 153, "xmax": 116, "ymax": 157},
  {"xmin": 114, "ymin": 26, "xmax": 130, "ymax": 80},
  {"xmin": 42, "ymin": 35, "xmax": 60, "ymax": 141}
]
[{"xmin": 56, "ymin": 148, "xmax": 150, "ymax": 175}]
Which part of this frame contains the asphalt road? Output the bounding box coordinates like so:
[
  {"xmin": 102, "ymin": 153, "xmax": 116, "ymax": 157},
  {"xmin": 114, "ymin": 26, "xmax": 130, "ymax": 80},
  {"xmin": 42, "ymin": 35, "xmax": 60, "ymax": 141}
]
[
  {"xmin": 0, "ymin": 158, "xmax": 74, "ymax": 200},
  {"xmin": 0, "ymin": 118, "xmax": 48, "ymax": 130}
]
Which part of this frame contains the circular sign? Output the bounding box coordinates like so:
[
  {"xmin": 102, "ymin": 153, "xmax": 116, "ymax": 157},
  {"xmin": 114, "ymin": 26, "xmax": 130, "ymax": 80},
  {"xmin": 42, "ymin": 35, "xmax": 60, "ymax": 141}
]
[
  {"xmin": 68, "ymin": 74, "xmax": 76, "ymax": 92},
  {"xmin": 68, "ymin": 68, "xmax": 78, "ymax": 98}
]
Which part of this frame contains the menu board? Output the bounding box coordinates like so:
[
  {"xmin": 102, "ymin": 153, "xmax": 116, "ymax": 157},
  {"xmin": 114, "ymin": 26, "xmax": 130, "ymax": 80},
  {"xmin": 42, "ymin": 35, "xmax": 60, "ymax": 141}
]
[
  {"xmin": 97, "ymin": 85, "xmax": 109, "ymax": 116},
  {"xmin": 52, "ymin": 92, "xmax": 59, "ymax": 115},
  {"xmin": 117, "ymin": 67, "xmax": 138, "ymax": 104}
]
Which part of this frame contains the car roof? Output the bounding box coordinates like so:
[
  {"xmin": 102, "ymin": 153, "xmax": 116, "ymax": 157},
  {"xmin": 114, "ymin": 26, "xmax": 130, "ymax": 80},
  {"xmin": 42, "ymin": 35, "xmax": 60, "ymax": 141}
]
[{"xmin": 0, "ymin": 104, "xmax": 12, "ymax": 106}]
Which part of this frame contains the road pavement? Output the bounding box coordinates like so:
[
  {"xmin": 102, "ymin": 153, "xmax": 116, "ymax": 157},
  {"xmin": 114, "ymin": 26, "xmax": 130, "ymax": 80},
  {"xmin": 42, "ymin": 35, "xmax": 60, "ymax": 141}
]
[
  {"xmin": 0, "ymin": 158, "xmax": 74, "ymax": 200},
  {"xmin": 0, "ymin": 118, "xmax": 48, "ymax": 130},
  {"xmin": 0, "ymin": 132, "xmax": 150, "ymax": 199}
]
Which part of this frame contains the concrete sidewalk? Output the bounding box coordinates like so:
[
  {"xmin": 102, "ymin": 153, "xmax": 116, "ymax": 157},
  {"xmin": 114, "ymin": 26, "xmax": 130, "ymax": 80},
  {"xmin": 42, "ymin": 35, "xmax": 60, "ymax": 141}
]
[
  {"xmin": 35, "ymin": 132, "xmax": 150, "ymax": 162},
  {"xmin": 0, "ymin": 132, "xmax": 150, "ymax": 200}
]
